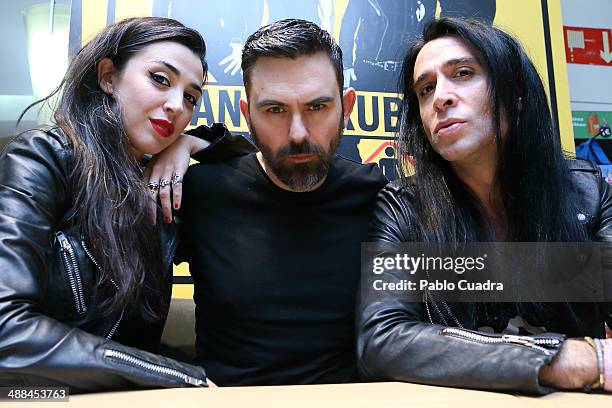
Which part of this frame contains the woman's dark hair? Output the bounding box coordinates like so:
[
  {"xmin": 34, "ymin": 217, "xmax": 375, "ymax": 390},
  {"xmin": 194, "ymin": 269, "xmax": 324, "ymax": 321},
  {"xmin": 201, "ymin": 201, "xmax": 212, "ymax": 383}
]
[
  {"xmin": 398, "ymin": 17, "xmax": 586, "ymax": 243},
  {"xmin": 18, "ymin": 17, "xmax": 207, "ymax": 320}
]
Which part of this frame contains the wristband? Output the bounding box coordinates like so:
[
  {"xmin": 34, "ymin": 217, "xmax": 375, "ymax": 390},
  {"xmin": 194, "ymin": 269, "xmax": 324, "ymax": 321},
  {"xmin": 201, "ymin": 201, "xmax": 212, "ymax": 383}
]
[{"xmin": 583, "ymin": 337, "xmax": 603, "ymax": 390}]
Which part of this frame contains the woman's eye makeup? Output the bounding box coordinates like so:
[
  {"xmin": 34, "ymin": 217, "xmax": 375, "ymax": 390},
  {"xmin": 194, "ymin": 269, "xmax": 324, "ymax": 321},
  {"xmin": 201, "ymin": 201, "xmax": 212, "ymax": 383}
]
[
  {"xmin": 149, "ymin": 71, "xmax": 170, "ymax": 86},
  {"xmin": 184, "ymin": 93, "xmax": 198, "ymax": 106},
  {"xmin": 148, "ymin": 70, "xmax": 200, "ymax": 107}
]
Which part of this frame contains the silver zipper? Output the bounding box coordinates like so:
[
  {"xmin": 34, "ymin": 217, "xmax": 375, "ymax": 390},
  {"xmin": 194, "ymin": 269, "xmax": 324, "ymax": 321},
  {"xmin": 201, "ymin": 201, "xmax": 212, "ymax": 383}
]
[
  {"xmin": 81, "ymin": 239, "xmax": 101, "ymax": 270},
  {"xmin": 105, "ymin": 277, "xmax": 123, "ymax": 339},
  {"xmin": 82, "ymin": 239, "xmax": 124, "ymax": 339},
  {"xmin": 56, "ymin": 232, "xmax": 87, "ymax": 315},
  {"xmin": 429, "ymin": 300, "xmax": 449, "ymax": 326},
  {"xmin": 442, "ymin": 327, "xmax": 561, "ymax": 355},
  {"xmin": 106, "ymin": 310, "xmax": 123, "ymax": 340},
  {"xmin": 441, "ymin": 301, "xmax": 464, "ymax": 328},
  {"xmin": 423, "ymin": 289, "xmax": 463, "ymax": 328},
  {"xmin": 82, "ymin": 239, "xmax": 124, "ymax": 340},
  {"xmin": 104, "ymin": 349, "xmax": 204, "ymax": 386}
]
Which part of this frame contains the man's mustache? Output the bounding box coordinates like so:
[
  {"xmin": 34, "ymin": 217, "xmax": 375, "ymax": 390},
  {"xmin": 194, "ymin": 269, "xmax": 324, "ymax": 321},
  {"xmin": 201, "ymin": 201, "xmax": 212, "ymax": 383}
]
[{"xmin": 276, "ymin": 140, "xmax": 325, "ymax": 158}]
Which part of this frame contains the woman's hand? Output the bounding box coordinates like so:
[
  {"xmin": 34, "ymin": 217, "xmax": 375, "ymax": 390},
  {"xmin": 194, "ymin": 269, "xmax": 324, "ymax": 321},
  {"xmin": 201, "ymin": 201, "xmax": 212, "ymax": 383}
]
[{"xmin": 144, "ymin": 134, "xmax": 210, "ymax": 224}]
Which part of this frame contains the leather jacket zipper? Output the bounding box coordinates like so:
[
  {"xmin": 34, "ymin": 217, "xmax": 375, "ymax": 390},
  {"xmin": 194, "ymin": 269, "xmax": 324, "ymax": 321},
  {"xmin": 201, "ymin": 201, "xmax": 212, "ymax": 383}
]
[
  {"xmin": 81, "ymin": 239, "xmax": 101, "ymax": 270},
  {"xmin": 441, "ymin": 327, "xmax": 562, "ymax": 355},
  {"xmin": 105, "ymin": 309, "xmax": 123, "ymax": 340},
  {"xmin": 104, "ymin": 349, "xmax": 204, "ymax": 386},
  {"xmin": 56, "ymin": 231, "xmax": 87, "ymax": 315},
  {"xmin": 81, "ymin": 239, "xmax": 124, "ymax": 340}
]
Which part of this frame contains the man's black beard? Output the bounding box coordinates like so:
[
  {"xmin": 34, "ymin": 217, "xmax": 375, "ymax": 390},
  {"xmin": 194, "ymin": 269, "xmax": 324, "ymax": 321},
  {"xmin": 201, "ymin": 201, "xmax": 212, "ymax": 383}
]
[{"xmin": 252, "ymin": 123, "xmax": 343, "ymax": 191}]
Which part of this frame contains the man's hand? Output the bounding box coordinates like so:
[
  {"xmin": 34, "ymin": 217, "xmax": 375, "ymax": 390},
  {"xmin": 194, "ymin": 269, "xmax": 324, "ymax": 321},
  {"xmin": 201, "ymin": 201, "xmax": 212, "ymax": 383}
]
[
  {"xmin": 144, "ymin": 134, "xmax": 210, "ymax": 224},
  {"xmin": 539, "ymin": 339, "xmax": 599, "ymax": 389}
]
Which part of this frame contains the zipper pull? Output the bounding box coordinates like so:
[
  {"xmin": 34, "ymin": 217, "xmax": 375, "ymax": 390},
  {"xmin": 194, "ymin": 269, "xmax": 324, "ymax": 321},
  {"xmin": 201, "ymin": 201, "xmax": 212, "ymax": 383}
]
[
  {"xmin": 184, "ymin": 376, "xmax": 204, "ymax": 386},
  {"xmin": 55, "ymin": 231, "xmax": 71, "ymax": 253},
  {"xmin": 501, "ymin": 334, "xmax": 535, "ymax": 346}
]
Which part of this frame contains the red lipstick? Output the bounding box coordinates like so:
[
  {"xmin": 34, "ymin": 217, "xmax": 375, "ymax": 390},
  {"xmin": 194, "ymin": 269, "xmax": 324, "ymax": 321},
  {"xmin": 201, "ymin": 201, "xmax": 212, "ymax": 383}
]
[{"xmin": 150, "ymin": 118, "xmax": 174, "ymax": 138}]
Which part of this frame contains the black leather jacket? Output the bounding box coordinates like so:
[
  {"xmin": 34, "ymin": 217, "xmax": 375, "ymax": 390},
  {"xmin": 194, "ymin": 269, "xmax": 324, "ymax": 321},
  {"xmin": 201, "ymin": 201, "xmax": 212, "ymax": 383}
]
[
  {"xmin": 358, "ymin": 160, "xmax": 612, "ymax": 394},
  {"xmin": 0, "ymin": 125, "xmax": 253, "ymax": 392}
]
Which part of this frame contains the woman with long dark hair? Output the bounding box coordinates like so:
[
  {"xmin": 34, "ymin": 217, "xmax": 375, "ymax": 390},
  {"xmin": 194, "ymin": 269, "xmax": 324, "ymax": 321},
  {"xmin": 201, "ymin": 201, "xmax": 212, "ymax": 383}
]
[
  {"xmin": 0, "ymin": 17, "xmax": 215, "ymax": 391},
  {"xmin": 358, "ymin": 18, "xmax": 612, "ymax": 394}
]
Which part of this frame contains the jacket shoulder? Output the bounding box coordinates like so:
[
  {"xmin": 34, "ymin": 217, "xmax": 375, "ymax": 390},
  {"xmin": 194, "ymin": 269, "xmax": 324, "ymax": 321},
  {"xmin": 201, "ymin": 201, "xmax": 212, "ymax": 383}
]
[
  {"xmin": 566, "ymin": 159, "xmax": 603, "ymax": 204},
  {"xmin": 3, "ymin": 127, "xmax": 72, "ymax": 163},
  {"xmin": 567, "ymin": 158, "xmax": 600, "ymax": 174},
  {"xmin": 0, "ymin": 126, "xmax": 73, "ymax": 216},
  {"xmin": 379, "ymin": 176, "xmax": 417, "ymax": 199},
  {"xmin": 367, "ymin": 177, "xmax": 419, "ymax": 243}
]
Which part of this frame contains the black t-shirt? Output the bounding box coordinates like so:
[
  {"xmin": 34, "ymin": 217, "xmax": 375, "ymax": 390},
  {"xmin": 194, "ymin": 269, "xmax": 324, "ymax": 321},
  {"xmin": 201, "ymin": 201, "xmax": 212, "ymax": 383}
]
[{"xmin": 179, "ymin": 153, "xmax": 387, "ymax": 386}]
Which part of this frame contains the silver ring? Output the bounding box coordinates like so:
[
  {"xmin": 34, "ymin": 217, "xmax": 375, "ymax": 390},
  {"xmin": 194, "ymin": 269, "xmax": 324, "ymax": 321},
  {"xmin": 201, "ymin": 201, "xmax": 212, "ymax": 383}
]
[
  {"xmin": 147, "ymin": 181, "xmax": 160, "ymax": 192},
  {"xmin": 171, "ymin": 174, "xmax": 182, "ymax": 185},
  {"xmin": 159, "ymin": 179, "xmax": 171, "ymax": 188}
]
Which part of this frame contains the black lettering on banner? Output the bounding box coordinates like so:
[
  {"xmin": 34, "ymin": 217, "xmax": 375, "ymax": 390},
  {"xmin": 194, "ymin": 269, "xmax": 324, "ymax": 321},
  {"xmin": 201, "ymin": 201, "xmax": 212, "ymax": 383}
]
[
  {"xmin": 219, "ymin": 89, "xmax": 241, "ymax": 124},
  {"xmin": 191, "ymin": 90, "xmax": 214, "ymax": 125},
  {"xmin": 357, "ymin": 94, "xmax": 379, "ymax": 132},
  {"xmin": 383, "ymin": 96, "xmax": 400, "ymax": 133}
]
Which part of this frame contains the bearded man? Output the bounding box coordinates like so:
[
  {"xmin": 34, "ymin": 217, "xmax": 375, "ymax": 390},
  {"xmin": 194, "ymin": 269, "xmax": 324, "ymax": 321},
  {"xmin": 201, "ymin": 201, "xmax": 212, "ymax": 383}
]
[{"xmin": 177, "ymin": 19, "xmax": 386, "ymax": 386}]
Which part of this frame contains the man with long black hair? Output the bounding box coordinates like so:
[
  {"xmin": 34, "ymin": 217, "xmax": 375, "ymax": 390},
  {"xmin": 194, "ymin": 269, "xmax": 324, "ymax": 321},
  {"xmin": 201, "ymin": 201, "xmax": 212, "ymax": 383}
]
[{"xmin": 358, "ymin": 18, "xmax": 612, "ymax": 394}]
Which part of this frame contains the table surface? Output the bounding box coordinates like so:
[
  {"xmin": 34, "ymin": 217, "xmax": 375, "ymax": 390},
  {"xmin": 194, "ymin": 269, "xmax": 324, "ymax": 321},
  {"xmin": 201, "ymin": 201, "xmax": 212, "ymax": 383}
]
[{"xmin": 9, "ymin": 381, "xmax": 609, "ymax": 408}]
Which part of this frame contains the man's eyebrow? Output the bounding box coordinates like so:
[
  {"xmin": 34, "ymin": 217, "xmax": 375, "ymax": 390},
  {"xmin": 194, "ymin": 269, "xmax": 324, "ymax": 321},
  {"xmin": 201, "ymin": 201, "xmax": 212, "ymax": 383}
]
[
  {"xmin": 445, "ymin": 56, "xmax": 480, "ymax": 68},
  {"xmin": 154, "ymin": 60, "xmax": 202, "ymax": 94},
  {"xmin": 256, "ymin": 99, "xmax": 286, "ymax": 108},
  {"xmin": 306, "ymin": 96, "xmax": 335, "ymax": 105},
  {"xmin": 255, "ymin": 96, "xmax": 336, "ymax": 108},
  {"xmin": 413, "ymin": 56, "xmax": 480, "ymax": 91}
]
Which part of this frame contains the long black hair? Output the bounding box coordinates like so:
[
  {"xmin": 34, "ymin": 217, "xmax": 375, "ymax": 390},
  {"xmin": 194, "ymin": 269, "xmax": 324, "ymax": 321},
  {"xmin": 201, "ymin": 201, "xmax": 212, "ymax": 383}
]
[
  {"xmin": 397, "ymin": 17, "xmax": 587, "ymax": 243},
  {"xmin": 18, "ymin": 17, "xmax": 207, "ymax": 320}
]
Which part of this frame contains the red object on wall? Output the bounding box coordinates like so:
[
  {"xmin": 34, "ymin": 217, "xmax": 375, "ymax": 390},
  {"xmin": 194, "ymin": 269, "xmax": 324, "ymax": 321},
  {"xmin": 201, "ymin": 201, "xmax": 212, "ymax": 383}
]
[{"xmin": 564, "ymin": 26, "xmax": 612, "ymax": 66}]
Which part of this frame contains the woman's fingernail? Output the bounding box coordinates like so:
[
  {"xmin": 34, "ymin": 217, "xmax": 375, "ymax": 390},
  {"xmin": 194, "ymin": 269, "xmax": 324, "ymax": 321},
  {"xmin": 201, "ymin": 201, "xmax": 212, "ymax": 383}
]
[{"xmin": 174, "ymin": 203, "xmax": 179, "ymax": 210}]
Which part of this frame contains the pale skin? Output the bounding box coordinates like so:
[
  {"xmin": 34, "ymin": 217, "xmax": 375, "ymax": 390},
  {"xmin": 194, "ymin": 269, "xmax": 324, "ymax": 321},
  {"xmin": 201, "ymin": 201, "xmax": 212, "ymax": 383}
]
[
  {"xmin": 96, "ymin": 42, "xmax": 204, "ymax": 160},
  {"xmin": 413, "ymin": 35, "xmax": 599, "ymax": 390},
  {"xmin": 143, "ymin": 134, "xmax": 209, "ymax": 223}
]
